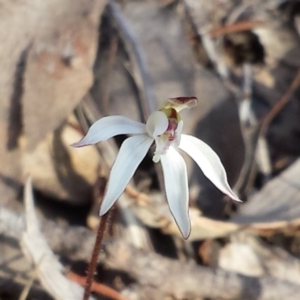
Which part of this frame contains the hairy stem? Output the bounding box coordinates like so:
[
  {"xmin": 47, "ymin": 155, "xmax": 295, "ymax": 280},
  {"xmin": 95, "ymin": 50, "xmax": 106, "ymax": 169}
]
[{"xmin": 83, "ymin": 210, "xmax": 110, "ymax": 300}]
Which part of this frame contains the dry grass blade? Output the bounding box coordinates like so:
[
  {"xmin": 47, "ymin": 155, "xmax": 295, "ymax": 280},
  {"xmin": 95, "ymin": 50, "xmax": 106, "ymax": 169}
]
[
  {"xmin": 21, "ymin": 176, "xmax": 95, "ymax": 300},
  {"xmin": 209, "ymin": 20, "xmax": 266, "ymax": 38}
]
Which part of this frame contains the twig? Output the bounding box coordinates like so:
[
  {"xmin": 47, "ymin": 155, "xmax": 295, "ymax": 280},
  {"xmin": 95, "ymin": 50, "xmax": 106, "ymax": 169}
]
[
  {"xmin": 0, "ymin": 277, "xmax": 52, "ymax": 300},
  {"xmin": 260, "ymin": 68, "xmax": 300, "ymax": 135},
  {"xmin": 19, "ymin": 269, "xmax": 38, "ymax": 300},
  {"xmin": 239, "ymin": 63, "xmax": 256, "ymax": 126},
  {"xmin": 234, "ymin": 62, "xmax": 258, "ymax": 195},
  {"xmin": 183, "ymin": 0, "xmax": 229, "ymax": 78},
  {"xmin": 125, "ymin": 185, "xmax": 149, "ymax": 204},
  {"xmin": 68, "ymin": 271, "xmax": 126, "ymax": 300},
  {"xmin": 209, "ymin": 20, "xmax": 265, "ymax": 38},
  {"xmin": 236, "ymin": 68, "xmax": 300, "ymax": 194}
]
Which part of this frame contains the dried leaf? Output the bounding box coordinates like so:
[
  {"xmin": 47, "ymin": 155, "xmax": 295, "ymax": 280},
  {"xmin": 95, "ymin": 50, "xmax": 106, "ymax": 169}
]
[
  {"xmin": 0, "ymin": 0, "xmax": 106, "ymax": 202},
  {"xmin": 218, "ymin": 233, "xmax": 300, "ymax": 284},
  {"xmin": 21, "ymin": 177, "xmax": 95, "ymax": 300},
  {"xmin": 22, "ymin": 0, "xmax": 106, "ymax": 149},
  {"xmin": 232, "ymin": 158, "xmax": 300, "ymax": 230}
]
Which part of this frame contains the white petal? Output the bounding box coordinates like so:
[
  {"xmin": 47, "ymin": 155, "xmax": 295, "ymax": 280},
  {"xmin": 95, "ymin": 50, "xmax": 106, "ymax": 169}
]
[
  {"xmin": 179, "ymin": 134, "xmax": 241, "ymax": 202},
  {"xmin": 71, "ymin": 116, "xmax": 146, "ymax": 147},
  {"xmin": 99, "ymin": 135, "xmax": 153, "ymax": 215},
  {"xmin": 160, "ymin": 147, "xmax": 190, "ymax": 238},
  {"xmin": 146, "ymin": 111, "xmax": 168, "ymax": 138}
]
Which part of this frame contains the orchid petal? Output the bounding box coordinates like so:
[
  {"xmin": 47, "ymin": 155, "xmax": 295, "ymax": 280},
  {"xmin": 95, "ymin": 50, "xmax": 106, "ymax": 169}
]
[
  {"xmin": 146, "ymin": 111, "xmax": 168, "ymax": 138},
  {"xmin": 161, "ymin": 147, "xmax": 190, "ymax": 238},
  {"xmin": 99, "ymin": 135, "xmax": 153, "ymax": 215},
  {"xmin": 179, "ymin": 134, "xmax": 241, "ymax": 202},
  {"xmin": 71, "ymin": 116, "xmax": 146, "ymax": 147}
]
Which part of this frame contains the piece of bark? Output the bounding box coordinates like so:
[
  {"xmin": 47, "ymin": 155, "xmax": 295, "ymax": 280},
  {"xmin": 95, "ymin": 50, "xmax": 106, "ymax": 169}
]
[{"xmin": 105, "ymin": 241, "xmax": 300, "ymax": 300}]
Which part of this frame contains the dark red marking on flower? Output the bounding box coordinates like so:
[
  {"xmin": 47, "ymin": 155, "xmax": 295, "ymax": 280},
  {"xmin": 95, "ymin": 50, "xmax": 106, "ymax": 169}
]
[
  {"xmin": 169, "ymin": 108, "xmax": 178, "ymax": 119},
  {"xmin": 169, "ymin": 96, "xmax": 198, "ymax": 104},
  {"xmin": 166, "ymin": 117, "xmax": 178, "ymax": 141}
]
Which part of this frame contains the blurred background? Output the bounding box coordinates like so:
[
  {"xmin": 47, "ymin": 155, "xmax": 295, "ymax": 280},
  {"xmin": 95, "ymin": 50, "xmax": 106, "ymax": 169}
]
[{"xmin": 1, "ymin": 0, "xmax": 300, "ymax": 299}]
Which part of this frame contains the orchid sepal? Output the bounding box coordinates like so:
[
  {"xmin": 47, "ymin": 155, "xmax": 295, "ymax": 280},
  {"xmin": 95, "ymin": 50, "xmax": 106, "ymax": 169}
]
[
  {"xmin": 179, "ymin": 134, "xmax": 241, "ymax": 202},
  {"xmin": 99, "ymin": 135, "xmax": 153, "ymax": 215},
  {"xmin": 71, "ymin": 116, "xmax": 147, "ymax": 147}
]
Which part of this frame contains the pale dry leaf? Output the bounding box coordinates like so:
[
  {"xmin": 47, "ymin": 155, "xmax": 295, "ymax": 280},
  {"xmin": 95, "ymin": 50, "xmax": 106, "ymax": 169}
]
[
  {"xmin": 232, "ymin": 158, "xmax": 300, "ymax": 230},
  {"xmin": 218, "ymin": 233, "xmax": 300, "ymax": 284},
  {"xmin": 131, "ymin": 193, "xmax": 240, "ymax": 241},
  {"xmin": 23, "ymin": 120, "xmax": 100, "ymax": 204},
  {"xmin": 21, "ymin": 177, "xmax": 95, "ymax": 300},
  {"xmin": 163, "ymin": 208, "xmax": 240, "ymax": 241},
  {"xmin": 22, "ymin": 0, "xmax": 107, "ymax": 149},
  {"xmin": 0, "ymin": 0, "xmax": 106, "ymax": 204}
]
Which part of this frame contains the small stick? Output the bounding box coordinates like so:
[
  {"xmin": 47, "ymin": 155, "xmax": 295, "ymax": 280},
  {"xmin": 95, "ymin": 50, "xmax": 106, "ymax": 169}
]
[
  {"xmin": 209, "ymin": 20, "xmax": 265, "ymax": 38},
  {"xmin": 68, "ymin": 271, "xmax": 125, "ymax": 300},
  {"xmin": 260, "ymin": 68, "xmax": 300, "ymax": 135}
]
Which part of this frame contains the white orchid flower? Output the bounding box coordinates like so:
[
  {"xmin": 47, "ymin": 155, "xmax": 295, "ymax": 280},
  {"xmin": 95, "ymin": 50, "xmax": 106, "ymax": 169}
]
[{"xmin": 72, "ymin": 97, "xmax": 241, "ymax": 238}]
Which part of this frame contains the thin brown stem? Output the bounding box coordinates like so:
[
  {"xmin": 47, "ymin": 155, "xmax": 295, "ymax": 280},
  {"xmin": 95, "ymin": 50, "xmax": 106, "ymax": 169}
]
[
  {"xmin": 209, "ymin": 20, "xmax": 265, "ymax": 38},
  {"xmin": 69, "ymin": 271, "xmax": 125, "ymax": 300},
  {"xmin": 83, "ymin": 211, "xmax": 110, "ymax": 300},
  {"xmin": 260, "ymin": 68, "xmax": 300, "ymax": 135}
]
